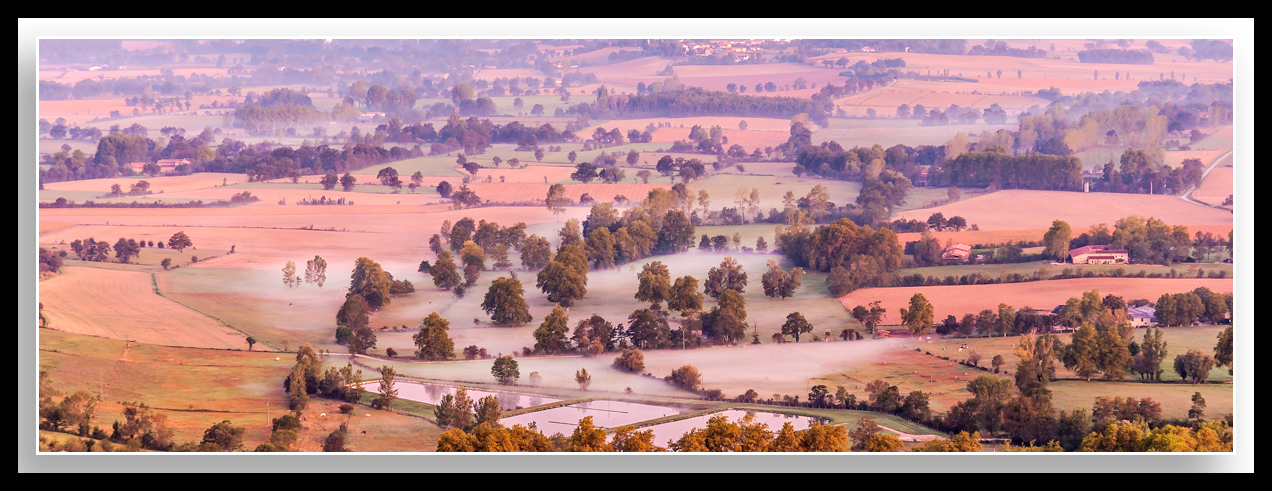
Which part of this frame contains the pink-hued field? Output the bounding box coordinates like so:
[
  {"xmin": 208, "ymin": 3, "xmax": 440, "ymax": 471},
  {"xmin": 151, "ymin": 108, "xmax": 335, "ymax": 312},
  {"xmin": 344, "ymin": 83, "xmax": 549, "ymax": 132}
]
[
  {"xmin": 42, "ymin": 173, "xmax": 248, "ymax": 194},
  {"xmin": 840, "ymin": 277, "xmax": 1234, "ymax": 321},
  {"xmin": 892, "ymin": 189, "xmax": 1233, "ymax": 231},
  {"xmin": 1192, "ymin": 167, "xmax": 1233, "ymax": 207},
  {"xmin": 39, "ymin": 95, "xmax": 242, "ymax": 126},
  {"xmin": 39, "ymin": 266, "xmax": 249, "ymax": 349}
]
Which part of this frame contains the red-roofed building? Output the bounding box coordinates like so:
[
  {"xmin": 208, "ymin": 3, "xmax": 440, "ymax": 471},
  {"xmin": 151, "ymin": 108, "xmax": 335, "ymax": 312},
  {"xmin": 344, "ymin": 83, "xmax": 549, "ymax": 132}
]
[
  {"xmin": 1069, "ymin": 244, "xmax": 1129, "ymax": 264},
  {"xmin": 943, "ymin": 243, "xmax": 972, "ymax": 262}
]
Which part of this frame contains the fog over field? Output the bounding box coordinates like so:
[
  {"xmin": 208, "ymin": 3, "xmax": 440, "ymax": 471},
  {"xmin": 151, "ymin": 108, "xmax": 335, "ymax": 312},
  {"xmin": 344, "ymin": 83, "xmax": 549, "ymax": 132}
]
[{"xmin": 33, "ymin": 33, "xmax": 1239, "ymax": 454}]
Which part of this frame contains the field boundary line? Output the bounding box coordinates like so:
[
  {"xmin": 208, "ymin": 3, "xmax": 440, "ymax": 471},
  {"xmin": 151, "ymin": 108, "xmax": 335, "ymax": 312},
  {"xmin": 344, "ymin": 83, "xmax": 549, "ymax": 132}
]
[{"xmin": 149, "ymin": 272, "xmax": 278, "ymax": 350}]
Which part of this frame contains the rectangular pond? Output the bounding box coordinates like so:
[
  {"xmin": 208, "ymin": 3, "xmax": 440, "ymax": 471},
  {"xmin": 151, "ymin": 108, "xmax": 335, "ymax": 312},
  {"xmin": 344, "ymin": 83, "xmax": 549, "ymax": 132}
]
[
  {"xmin": 368, "ymin": 381, "xmax": 562, "ymax": 411},
  {"xmin": 642, "ymin": 410, "xmax": 825, "ymax": 448},
  {"xmin": 498, "ymin": 400, "xmax": 696, "ymax": 434}
]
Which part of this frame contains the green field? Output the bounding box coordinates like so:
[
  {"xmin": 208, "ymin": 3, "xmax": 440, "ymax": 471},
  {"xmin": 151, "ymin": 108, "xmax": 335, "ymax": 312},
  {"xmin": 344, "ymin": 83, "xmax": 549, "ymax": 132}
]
[
  {"xmin": 895, "ymin": 260, "xmax": 1233, "ymax": 280},
  {"xmin": 892, "ymin": 186, "xmax": 989, "ymax": 213},
  {"xmin": 39, "ymin": 139, "xmax": 98, "ymax": 156}
]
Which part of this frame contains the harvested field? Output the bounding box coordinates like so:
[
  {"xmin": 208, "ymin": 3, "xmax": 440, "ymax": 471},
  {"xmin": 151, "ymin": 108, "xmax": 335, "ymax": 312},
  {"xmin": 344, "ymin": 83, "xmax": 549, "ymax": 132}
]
[
  {"xmin": 839, "ymin": 277, "xmax": 1233, "ymax": 321},
  {"xmin": 38, "ymin": 265, "xmax": 249, "ymax": 349},
  {"xmin": 1192, "ymin": 167, "xmax": 1233, "ymax": 207},
  {"xmin": 39, "ymin": 95, "xmax": 242, "ymax": 126},
  {"xmin": 464, "ymin": 182, "xmax": 670, "ymax": 204},
  {"xmin": 891, "ymin": 190, "xmax": 1233, "ymax": 231},
  {"xmin": 38, "ymin": 67, "xmax": 232, "ymax": 84},
  {"xmin": 124, "ymin": 185, "xmax": 443, "ymax": 206},
  {"xmin": 37, "ymin": 205, "xmax": 592, "ymax": 271},
  {"xmin": 1164, "ymin": 149, "xmax": 1226, "ymax": 169},
  {"xmin": 39, "ymin": 220, "xmax": 77, "ymax": 235},
  {"xmin": 37, "ymin": 329, "xmax": 443, "ymax": 450},
  {"xmin": 43, "ymin": 173, "xmax": 248, "ymax": 194}
]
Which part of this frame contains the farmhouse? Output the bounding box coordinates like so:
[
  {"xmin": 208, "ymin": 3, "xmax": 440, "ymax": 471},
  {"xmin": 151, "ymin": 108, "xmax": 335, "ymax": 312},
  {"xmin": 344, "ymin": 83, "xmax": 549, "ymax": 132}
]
[
  {"xmin": 1128, "ymin": 305, "xmax": 1157, "ymax": 327},
  {"xmin": 942, "ymin": 243, "xmax": 972, "ymax": 263},
  {"xmin": 1069, "ymin": 244, "xmax": 1129, "ymax": 264},
  {"xmin": 861, "ymin": 46, "xmax": 876, "ymax": 52},
  {"xmin": 130, "ymin": 159, "xmax": 189, "ymax": 174}
]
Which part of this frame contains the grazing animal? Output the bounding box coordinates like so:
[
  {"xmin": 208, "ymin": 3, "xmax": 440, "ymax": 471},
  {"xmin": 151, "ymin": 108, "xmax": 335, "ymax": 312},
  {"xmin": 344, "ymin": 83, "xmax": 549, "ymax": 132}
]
[{"xmin": 361, "ymin": 430, "xmax": 367, "ymax": 435}]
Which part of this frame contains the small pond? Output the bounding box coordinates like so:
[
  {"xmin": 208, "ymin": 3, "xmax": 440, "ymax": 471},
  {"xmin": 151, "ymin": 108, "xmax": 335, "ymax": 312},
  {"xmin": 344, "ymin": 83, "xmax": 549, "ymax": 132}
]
[
  {"xmin": 498, "ymin": 400, "xmax": 696, "ymax": 434},
  {"xmin": 642, "ymin": 410, "xmax": 824, "ymax": 448},
  {"xmin": 367, "ymin": 381, "xmax": 562, "ymax": 411}
]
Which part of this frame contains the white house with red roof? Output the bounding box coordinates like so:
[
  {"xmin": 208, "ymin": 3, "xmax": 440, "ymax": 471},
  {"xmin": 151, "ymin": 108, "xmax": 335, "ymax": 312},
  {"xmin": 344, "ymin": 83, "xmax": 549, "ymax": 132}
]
[
  {"xmin": 942, "ymin": 243, "xmax": 972, "ymax": 262},
  {"xmin": 1069, "ymin": 244, "xmax": 1129, "ymax": 264}
]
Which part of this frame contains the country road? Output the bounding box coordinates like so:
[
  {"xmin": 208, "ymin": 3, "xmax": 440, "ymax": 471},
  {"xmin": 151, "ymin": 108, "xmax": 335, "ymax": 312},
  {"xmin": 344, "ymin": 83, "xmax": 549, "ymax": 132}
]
[{"xmin": 1180, "ymin": 150, "xmax": 1234, "ymax": 207}]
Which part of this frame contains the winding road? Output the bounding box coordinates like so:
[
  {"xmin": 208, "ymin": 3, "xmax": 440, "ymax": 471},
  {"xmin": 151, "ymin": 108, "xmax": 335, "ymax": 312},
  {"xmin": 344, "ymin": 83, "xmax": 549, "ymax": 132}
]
[{"xmin": 1179, "ymin": 150, "xmax": 1233, "ymax": 207}]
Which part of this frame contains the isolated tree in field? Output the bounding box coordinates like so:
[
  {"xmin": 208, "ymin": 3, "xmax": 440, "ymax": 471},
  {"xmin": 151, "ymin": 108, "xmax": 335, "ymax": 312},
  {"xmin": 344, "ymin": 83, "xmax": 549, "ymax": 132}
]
[
  {"xmin": 991, "ymin": 354, "xmax": 1005, "ymax": 373},
  {"xmin": 781, "ymin": 312, "xmax": 813, "ymax": 342},
  {"xmin": 635, "ymin": 261, "xmax": 672, "ymax": 310},
  {"xmin": 282, "ymin": 261, "xmax": 300, "ymax": 288},
  {"xmin": 320, "ymin": 172, "xmax": 339, "ymax": 190},
  {"xmin": 341, "ymin": 173, "xmax": 357, "ymax": 192},
  {"xmin": 349, "ymin": 257, "xmax": 393, "ymax": 309},
  {"xmin": 413, "ymin": 312, "xmax": 456, "ymax": 361},
  {"xmin": 1173, "ymin": 349, "xmax": 1215, "ymax": 384},
  {"xmin": 900, "ymin": 293, "xmax": 934, "ymax": 336},
  {"xmin": 304, "ymin": 255, "xmax": 327, "ymax": 287},
  {"xmin": 1188, "ymin": 392, "xmax": 1206, "ymax": 421},
  {"xmin": 667, "ymin": 365, "xmax": 702, "ymax": 391},
  {"xmin": 1043, "ymin": 220, "xmax": 1073, "ymax": 261},
  {"xmin": 491, "ymin": 355, "xmax": 520, "ymax": 385},
  {"xmin": 436, "ymin": 181, "xmax": 453, "ymax": 198},
  {"xmin": 575, "ymin": 368, "xmax": 592, "ymax": 391},
  {"xmin": 534, "ymin": 306, "xmax": 572, "ymax": 355},
  {"xmin": 545, "ymin": 184, "xmax": 568, "ymax": 221},
  {"xmin": 482, "ymin": 277, "xmax": 533, "ymax": 326},
  {"xmin": 167, "ymin": 231, "xmax": 193, "ymax": 253},
  {"xmin": 761, "ymin": 260, "xmax": 805, "ymax": 300},
  {"xmin": 429, "ymin": 250, "xmax": 463, "ymax": 290},
  {"xmin": 520, "ymin": 234, "xmax": 552, "ymax": 271},
  {"xmin": 705, "ymin": 256, "xmax": 748, "ymax": 299},
  {"xmin": 613, "ymin": 349, "xmax": 645, "ymax": 373},
  {"xmin": 160, "ymin": 258, "xmax": 172, "ymax": 270}
]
